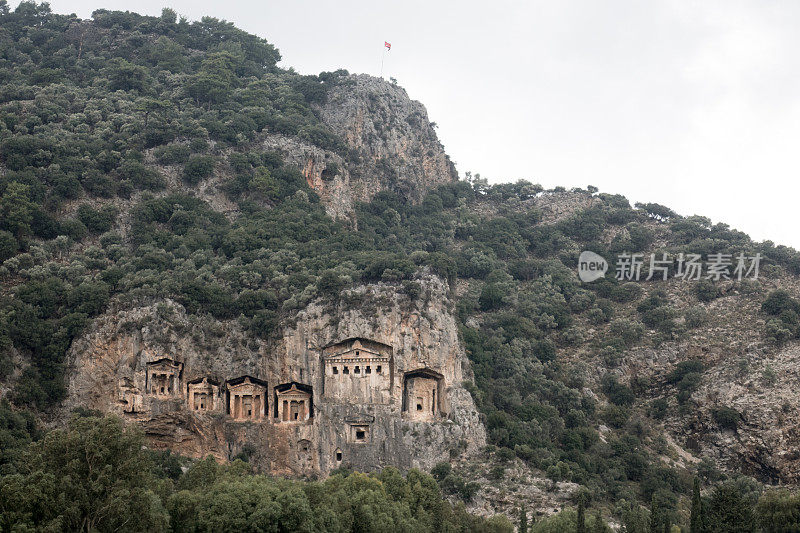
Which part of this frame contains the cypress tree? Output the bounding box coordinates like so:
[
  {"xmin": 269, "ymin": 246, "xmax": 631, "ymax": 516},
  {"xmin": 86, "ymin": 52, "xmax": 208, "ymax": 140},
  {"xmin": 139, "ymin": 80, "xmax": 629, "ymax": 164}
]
[
  {"xmin": 690, "ymin": 477, "xmax": 704, "ymax": 533},
  {"xmin": 577, "ymin": 497, "xmax": 586, "ymax": 533},
  {"xmin": 592, "ymin": 510, "xmax": 605, "ymax": 532},
  {"xmin": 650, "ymin": 495, "xmax": 661, "ymax": 533},
  {"xmin": 519, "ymin": 507, "xmax": 528, "ymax": 533}
]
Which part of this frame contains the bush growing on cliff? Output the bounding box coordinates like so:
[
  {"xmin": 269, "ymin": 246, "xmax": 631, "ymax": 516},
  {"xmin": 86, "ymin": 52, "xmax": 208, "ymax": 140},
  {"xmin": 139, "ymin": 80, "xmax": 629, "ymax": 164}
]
[
  {"xmin": 666, "ymin": 360, "xmax": 704, "ymax": 404},
  {"xmin": 183, "ymin": 155, "xmax": 216, "ymax": 185},
  {"xmin": 608, "ymin": 318, "xmax": 645, "ymax": 347},
  {"xmin": 712, "ymin": 406, "xmax": 740, "ymax": 431},
  {"xmin": 601, "ymin": 375, "xmax": 635, "ymax": 406},
  {"xmin": 695, "ymin": 279, "xmax": 721, "ymax": 302},
  {"xmin": 76, "ymin": 205, "xmax": 118, "ymax": 234},
  {"xmin": 154, "ymin": 144, "xmax": 191, "ymax": 165}
]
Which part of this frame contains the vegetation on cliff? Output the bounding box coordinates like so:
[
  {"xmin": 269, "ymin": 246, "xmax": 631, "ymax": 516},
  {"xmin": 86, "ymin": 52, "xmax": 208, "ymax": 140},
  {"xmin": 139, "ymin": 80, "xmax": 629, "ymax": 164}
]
[{"xmin": 3, "ymin": 2, "xmax": 800, "ymax": 530}]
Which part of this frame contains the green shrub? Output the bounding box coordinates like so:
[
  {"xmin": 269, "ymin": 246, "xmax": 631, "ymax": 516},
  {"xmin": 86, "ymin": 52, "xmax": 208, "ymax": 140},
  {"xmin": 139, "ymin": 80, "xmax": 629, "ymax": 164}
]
[
  {"xmin": 666, "ymin": 360, "xmax": 704, "ymax": 383},
  {"xmin": 762, "ymin": 290, "xmax": 800, "ymax": 316},
  {"xmin": 640, "ymin": 305, "xmax": 679, "ymax": 334},
  {"xmin": 712, "ymin": 406, "xmax": 740, "ymax": 430},
  {"xmin": 117, "ymin": 159, "xmax": 165, "ymax": 190},
  {"xmin": 608, "ymin": 318, "xmax": 644, "ymax": 347},
  {"xmin": 601, "ymin": 375, "xmax": 635, "ymax": 406},
  {"xmin": 695, "ymin": 279, "xmax": 720, "ymax": 302},
  {"xmin": 685, "ymin": 306, "xmax": 708, "ymax": 328},
  {"xmin": 153, "ymin": 143, "xmax": 191, "ymax": 165},
  {"xmin": 77, "ymin": 205, "xmax": 118, "ymax": 234},
  {"xmin": 649, "ymin": 398, "xmax": 668, "ymax": 419},
  {"xmin": 601, "ymin": 405, "xmax": 630, "ymax": 428},
  {"xmin": 183, "ymin": 155, "xmax": 216, "ymax": 185},
  {"xmin": 610, "ymin": 282, "xmax": 642, "ymax": 303},
  {"xmin": 58, "ymin": 218, "xmax": 88, "ymax": 241},
  {"xmin": 765, "ymin": 318, "xmax": 794, "ymax": 345},
  {"xmin": 0, "ymin": 229, "xmax": 17, "ymax": 261}
]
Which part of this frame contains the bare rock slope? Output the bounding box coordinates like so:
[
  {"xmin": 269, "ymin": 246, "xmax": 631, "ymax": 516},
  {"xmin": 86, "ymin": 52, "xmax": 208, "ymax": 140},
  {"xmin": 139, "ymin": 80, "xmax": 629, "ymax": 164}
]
[{"xmin": 268, "ymin": 75, "xmax": 458, "ymax": 219}]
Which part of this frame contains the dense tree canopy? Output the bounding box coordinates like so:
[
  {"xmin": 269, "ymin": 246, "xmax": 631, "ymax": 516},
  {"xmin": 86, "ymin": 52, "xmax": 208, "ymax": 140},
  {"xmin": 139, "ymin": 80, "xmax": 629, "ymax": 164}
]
[{"xmin": 0, "ymin": 413, "xmax": 513, "ymax": 532}]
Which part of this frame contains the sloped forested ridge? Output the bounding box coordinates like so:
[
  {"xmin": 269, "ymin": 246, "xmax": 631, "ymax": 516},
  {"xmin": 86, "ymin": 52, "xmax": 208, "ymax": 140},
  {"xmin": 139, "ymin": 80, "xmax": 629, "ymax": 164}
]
[
  {"xmin": 4, "ymin": 2, "xmax": 800, "ymax": 530},
  {"xmin": 0, "ymin": 1, "xmax": 351, "ymax": 406}
]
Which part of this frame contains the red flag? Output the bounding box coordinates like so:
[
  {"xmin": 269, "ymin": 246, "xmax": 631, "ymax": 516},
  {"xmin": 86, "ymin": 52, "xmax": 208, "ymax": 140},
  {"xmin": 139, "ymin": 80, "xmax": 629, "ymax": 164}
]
[{"xmin": 384, "ymin": 41, "xmax": 391, "ymax": 51}]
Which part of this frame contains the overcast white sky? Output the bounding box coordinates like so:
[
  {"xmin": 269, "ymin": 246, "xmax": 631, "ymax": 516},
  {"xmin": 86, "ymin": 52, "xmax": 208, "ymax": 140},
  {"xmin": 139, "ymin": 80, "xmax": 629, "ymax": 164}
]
[{"xmin": 13, "ymin": 1, "xmax": 800, "ymax": 247}]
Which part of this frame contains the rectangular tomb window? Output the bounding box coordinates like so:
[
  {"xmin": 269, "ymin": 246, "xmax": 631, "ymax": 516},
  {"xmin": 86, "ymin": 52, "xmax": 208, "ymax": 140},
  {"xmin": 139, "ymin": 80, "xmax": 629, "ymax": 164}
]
[
  {"xmin": 354, "ymin": 366, "xmax": 360, "ymax": 374},
  {"xmin": 365, "ymin": 366, "xmax": 371, "ymax": 374},
  {"xmin": 343, "ymin": 366, "xmax": 349, "ymax": 375},
  {"xmin": 376, "ymin": 365, "xmax": 382, "ymax": 374},
  {"xmin": 332, "ymin": 366, "xmax": 338, "ymax": 374},
  {"xmin": 352, "ymin": 425, "xmax": 369, "ymax": 443}
]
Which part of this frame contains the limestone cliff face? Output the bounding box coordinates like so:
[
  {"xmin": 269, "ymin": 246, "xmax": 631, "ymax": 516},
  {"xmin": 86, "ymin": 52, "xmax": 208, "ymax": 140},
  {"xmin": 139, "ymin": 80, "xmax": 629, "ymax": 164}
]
[
  {"xmin": 318, "ymin": 75, "xmax": 458, "ymax": 202},
  {"xmin": 259, "ymin": 75, "xmax": 458, "ymax": 219},
  {"xmin": 63, "ymin": 274, "xmax": 485, "ymax": 477},
  {"xmin": 665, "ymin": 340, "xmax": 800, "ymax": 483}
]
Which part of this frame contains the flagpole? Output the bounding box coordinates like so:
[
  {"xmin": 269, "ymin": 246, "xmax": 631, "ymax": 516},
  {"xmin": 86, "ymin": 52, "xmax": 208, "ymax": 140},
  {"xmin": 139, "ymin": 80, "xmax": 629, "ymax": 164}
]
[{"xmin": 380, "ymin": 47, "xmax": 385, "ymax": 78}]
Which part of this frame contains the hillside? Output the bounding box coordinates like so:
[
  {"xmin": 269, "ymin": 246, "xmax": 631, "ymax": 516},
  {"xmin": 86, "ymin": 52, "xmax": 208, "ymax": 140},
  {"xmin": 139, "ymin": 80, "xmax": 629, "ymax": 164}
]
[{"xmin": 3, "ymin": 3, "xmax": 800, "ymax": 531}]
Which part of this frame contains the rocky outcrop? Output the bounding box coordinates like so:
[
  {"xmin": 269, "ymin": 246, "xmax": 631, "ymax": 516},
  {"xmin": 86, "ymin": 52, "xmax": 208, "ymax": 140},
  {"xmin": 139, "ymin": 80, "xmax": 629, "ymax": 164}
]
[
  {"xmin": 679, "ymin": 342, "xmax": 800, "ymax": 483},
  {"xmin": 262, "ymin": 75, "xmax": 458, "ymax": 219},
  {"xmin": 318, "ymin": 75, "xmax": 458, "ymax": 203},
  {"xmin": 63, "ymin": 274, "xmax": 485, "ymax": 477},
  {"xmin": 256, "ymin": 134, "xmax": 355, "ymax": 220},
  {"xmin": 590, "ymin": 272, "xmax": 800, "ymax": 485}
]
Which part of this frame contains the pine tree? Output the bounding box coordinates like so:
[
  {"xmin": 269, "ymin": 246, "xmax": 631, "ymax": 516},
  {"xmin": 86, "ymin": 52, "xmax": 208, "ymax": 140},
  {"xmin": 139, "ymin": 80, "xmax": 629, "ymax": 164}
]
[
  {"xmin": 690, "ymin": 477, "xmax": 704, "ymax": 533},
  {"xmin": 519, "ymin": 507, "xmax": 528, "ymax": 533}
]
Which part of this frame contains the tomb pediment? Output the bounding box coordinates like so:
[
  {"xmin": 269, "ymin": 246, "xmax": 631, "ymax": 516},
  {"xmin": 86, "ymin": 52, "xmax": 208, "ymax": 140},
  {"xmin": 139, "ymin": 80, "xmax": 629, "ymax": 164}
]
[
  {"xmin": 226, "ymin": 376, "xmax": 267, "ymax": 421},
  {"xmin": 145, "ymin": 358, "xmax": 182, "ymax": 397},
  {"xmin": 403, "ymin": 367, "xmax": 443, "ymax": 381},
  {"xmin": 187, "ymin": 377, "xmax": 220, "ymax": 412},
  {"xmin": 227, "ymin": 375, "xmax": 268, "ymax": 390},
  {"xmin": 147, "ymin": 357, "xmax": 182, "ymax": 370},
  {"xmin": 322, "ymin": 338, "xmax": 394, "ymax": 405},
  {"xmin": 402, "ymin": 368, "xmax": 444, "ymax": 421},
  {"xmin": 188, "ymin": 376, "xmax": 220, "ymax": 387},
  {"xmin": 322, "ymin": 337, "xmax": 392, "ymax": 362},
  {"xmin": 274, "ymin": 382, "xmax": 313, "ymax": 422}
]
